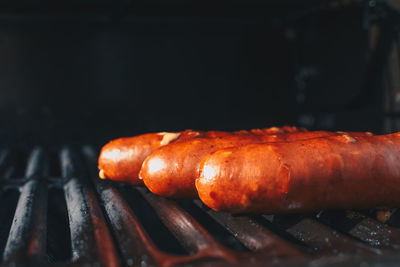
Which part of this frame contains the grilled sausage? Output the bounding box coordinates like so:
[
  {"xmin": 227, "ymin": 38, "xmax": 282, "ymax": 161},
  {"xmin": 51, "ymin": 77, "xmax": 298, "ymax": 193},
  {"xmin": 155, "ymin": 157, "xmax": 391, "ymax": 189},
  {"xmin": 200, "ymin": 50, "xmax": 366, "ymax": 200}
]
[
  {"xmin": 196, "ymin": 132, "xmax": 400, "ymax": 214},
  {"xmin": 98, "ymin": 129, "xmax": 229, "ymax": 185},
  {"xmin": 140, "ymin": 131, "xmax": 371, "ymax": 198},
  {"xmin": 98, "ymin": 126, "xmax": 302, "ymax": 185}
]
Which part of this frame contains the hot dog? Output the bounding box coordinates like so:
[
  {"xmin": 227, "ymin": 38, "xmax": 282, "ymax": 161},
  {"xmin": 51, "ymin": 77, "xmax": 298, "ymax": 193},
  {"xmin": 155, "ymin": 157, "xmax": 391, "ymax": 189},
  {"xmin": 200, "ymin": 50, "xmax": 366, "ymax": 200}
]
[
  {"xmin": 196, "ymin": 132, "xmax": 400, "ymax": 214},
  {"xmin": 140, "ymin": 131, "xmax": 372, "ymax": 198},
  {"xmin": 98, "ymin": 130, "xmax": 220, "ymax": 185},
  {"xmin": 98, "ymin": 126, "xmax": 303, "ymax": 185}
]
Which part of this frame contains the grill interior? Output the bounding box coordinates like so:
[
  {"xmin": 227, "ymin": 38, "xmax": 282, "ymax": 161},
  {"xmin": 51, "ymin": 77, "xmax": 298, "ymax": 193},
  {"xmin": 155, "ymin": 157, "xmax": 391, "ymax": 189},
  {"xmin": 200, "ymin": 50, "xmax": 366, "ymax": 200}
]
[
  {"xmin": 0, "ymin": 1, "xmax": 399, "ymax": 266},
  {"xmin": 0, "ymin": 146, "xmax": 400, "ymax": 266}
]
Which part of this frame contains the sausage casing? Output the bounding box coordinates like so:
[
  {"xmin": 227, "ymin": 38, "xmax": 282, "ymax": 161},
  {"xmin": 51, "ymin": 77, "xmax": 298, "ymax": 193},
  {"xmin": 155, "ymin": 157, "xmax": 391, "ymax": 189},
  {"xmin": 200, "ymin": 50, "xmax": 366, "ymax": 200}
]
[
  {"xmin": 196, "ymin": 132, "xmax": 400, "ymax": 214},
  {"xmin": 98, "ymin": 126, "xmax": 302, "ymax": 185},
  {"xmin": 140, "ymin": 131, "xmax": 371, "ymax": 198}
]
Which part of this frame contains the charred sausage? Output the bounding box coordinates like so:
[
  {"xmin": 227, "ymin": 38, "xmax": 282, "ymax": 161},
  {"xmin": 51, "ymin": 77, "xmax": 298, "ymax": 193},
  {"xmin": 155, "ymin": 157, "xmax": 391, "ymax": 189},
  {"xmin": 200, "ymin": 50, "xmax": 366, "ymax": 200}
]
[
  {"xmin": 98, "ymin": 127, "xmax": 301, "ymax": 185},
  {"xmin": 196, "ymin": 132, "xmax": 399, "ymax": 214},
  {"xmin": 140, "ymin": 131, "xmax": 371, "ymax": 198},
  {"xmin": 98, "ymin": 131, "xmax": 192, "ymax": 185}
]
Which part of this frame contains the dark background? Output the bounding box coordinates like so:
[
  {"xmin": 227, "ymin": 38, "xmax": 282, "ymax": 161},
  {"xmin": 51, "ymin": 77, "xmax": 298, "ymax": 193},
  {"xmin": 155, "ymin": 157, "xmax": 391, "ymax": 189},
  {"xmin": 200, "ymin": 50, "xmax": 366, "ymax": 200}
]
[{"xmin": 0, "ymin": 0, "xmax": 399, "ymax": 146}]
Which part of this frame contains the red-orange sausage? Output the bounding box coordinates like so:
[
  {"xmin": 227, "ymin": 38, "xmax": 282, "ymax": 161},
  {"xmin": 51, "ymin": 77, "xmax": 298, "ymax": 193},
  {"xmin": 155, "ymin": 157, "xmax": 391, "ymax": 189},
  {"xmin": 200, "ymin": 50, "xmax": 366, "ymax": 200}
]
[
  {"xmin": 98, "ymin": 126, "xmax": 302, "ymax": 185},
  {"xmin": 140, "ymin": 131, "xmax": 372, "ymax": 198},
  {"xmin": 196, "ymin": 132, "xmax": 400, "ymax": 214}
]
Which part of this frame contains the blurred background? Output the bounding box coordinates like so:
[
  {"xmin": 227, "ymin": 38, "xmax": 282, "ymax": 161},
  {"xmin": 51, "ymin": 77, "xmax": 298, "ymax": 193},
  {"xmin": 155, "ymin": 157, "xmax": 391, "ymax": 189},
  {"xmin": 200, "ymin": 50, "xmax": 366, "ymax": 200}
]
[{"xmin": 0, "ymin": 0, "xmax": 399, "ymax": 146}]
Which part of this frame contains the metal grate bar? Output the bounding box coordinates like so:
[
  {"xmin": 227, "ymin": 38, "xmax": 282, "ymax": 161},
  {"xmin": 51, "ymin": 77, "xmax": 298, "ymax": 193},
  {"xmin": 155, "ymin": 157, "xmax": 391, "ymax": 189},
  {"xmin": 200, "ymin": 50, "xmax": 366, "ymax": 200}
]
[
  {"xmin": 82, "ymin": 146, "xmax": 164, "ymax": 266},
  {"xmin": 136, "ymin": 188, "xmax": 239, "ymax": 263},
  {"xmin": 25, "ymin": 148, "xmax": 48, "ymax": 178},
  {"xmin": 1, "ymin": 145, "xmax": 398, "ymax": 266},
  {"xmin": 82, "ymin": 146, "xmax": 240, "ymax": 266},
  {"xmin": 268, "ymin": 215, "xmax": 380, "ymax": 255},
  {"xmin": 2, "ymin": 148, "xmax": 47, "ymax": 264},
  {"xmin": 194, "ymin": 200, "xmax": 306, "ymax": 257},
  {"xmin": 348, "ymin": 217, "xmax": 400, "ymax": 248},
  {"xmin": 95, "ymin": 185, "xmax": 163, "ymax": 266},
  {"xmin": 60, "ymin": 147, "xmax": 120, "ymax": 266},
  {"xmin": 319, "ymin": 211, "xmax": 400, "ymax": 249}
]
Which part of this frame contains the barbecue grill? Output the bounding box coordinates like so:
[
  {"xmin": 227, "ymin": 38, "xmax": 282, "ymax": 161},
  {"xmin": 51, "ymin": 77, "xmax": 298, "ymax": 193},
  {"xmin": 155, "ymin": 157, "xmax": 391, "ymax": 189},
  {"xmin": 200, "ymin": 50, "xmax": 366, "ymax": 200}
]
[
  {"xmin": 1, "ymin": 0, "xmax": 400, "ymax": 266},
  {"xmin": 0, "ymin": 146, "xmax": 400, "ymax": 267}
]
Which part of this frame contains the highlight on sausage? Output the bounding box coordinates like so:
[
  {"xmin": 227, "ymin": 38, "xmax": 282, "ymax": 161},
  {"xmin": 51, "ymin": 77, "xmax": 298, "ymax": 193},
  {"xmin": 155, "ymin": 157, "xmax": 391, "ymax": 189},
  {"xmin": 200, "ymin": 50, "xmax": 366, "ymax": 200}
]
[
  {"xmin": 139, "ymin": 131, "xmax": 372, "ymax": 198},
  {"xmin": 195, "ymin": 132, "xmax": 399, "ymax": 214},
  {"xmin": 98, "ymin": 126, "xmax": 304, "ymax": 185}
]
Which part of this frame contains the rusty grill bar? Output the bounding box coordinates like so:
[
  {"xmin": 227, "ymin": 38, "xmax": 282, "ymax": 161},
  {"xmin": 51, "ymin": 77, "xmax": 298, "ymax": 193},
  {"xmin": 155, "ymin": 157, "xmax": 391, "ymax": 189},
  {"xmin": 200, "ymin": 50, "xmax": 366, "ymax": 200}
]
[{"xmin": 0, "ymin": 146, "xmax": 400, "ymax": 266}]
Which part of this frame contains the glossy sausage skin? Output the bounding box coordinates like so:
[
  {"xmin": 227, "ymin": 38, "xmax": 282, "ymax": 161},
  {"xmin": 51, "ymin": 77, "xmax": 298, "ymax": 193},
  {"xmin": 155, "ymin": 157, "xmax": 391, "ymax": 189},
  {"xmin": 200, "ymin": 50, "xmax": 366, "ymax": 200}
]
[
  {"xmin": 196, "ymin": 132, "xmax": 400, "ymax": 214},
  {"xmin": 140, "ymin": 131, "xmax": 371, "ymax": 198},
  {"xmin": 98, "ymin": 126, "xmax": 302, "ymax": 185},
  {"xmin": 98, "ymin": 131, "xmax": 182, "ymax": 185}
]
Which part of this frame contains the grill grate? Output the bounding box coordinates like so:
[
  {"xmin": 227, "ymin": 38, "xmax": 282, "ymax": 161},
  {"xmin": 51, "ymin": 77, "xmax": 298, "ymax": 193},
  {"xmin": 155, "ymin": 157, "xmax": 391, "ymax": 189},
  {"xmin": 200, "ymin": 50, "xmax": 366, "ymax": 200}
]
[{"xmin": 0, "ymin": 146, "xmax": 400, "ymax": 266}]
